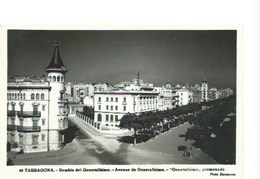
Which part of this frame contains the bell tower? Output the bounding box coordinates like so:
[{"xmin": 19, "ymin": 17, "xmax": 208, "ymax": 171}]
[
  {"xmin": 45, "ymin": 42, "xmax": 68, "ymax": 151},
  {"xmin": 201, "ymin": 78, "xmax": 208, "ymax": 102}
]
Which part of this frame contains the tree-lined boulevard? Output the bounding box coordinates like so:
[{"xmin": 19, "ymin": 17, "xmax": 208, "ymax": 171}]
[{"xmin": 8, "ymin": 96, "xmax": 235, "ymax": 165}]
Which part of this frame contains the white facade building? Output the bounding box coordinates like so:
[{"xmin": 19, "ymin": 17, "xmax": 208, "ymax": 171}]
[
  {"xmin": 201, "ymin": 79, "xmax": 208, "ymax": 102},
  {"xmin": 154, "ymin": 82, "xmax": 173, "ymax": 111},
  {"xmin": 208, "ymin": 87, "xmax": 218, "ymax": 100},
  {"xmin": 7, "ymin": 43, "xmax": 69, "ymax": 153},
  {"xmin": 94, "ymin": 90, "xmax": 159, "ymax": 131},
  {"xmin": 175, "ymin": 88, "xmax": 193, "ymax": 107}
]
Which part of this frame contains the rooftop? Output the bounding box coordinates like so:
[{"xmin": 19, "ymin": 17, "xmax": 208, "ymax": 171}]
[{"xmin": 45, "ymin": 42, "xmax": 68, "ymax": 73}]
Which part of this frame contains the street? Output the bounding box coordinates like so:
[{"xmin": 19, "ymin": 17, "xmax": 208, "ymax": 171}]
[{"xmin": 13, "ymin": 126, "xmax": 130, "ymax": 165}]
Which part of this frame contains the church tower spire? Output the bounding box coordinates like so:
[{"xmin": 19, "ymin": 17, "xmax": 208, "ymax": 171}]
[{"xmin": 137, "ymin": 71, "xmax": 140, "ymax": 86}]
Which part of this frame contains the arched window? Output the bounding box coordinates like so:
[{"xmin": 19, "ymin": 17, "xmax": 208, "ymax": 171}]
[
  {"xmin": 11, "ymin": 102, "xmax": 15, "ymax": 111},
  {"xmin": 41, "ymin": 93, "xmax": 44, "ymax": 100},
  {"xmin": 53, "ymin": 76, "xmax": 56, "ymax": 82},
  {"xmin": 57, "ymin": 76, "xmax": 60, "ymax": 82},
  {"xmin": 36, "ymin": 93, "xmax": 39, "ymax": 100},
  {"xmin": 63, "ymin": 118, "xmax": 66, "ymax": 128},
  {"xmin": 97, "ymin": 113, "xmax": 102, "ymax": 122},
  {"xmin": 31, "ymin": 93, "xmax": 35, "ymax": 100},
  {"xmin": 23, "ymin": 93, "xmax": 26, "ymax": 100},
  {"xmin": 61, "ymin": 76, "xmax": 64, "ymax": 82}
]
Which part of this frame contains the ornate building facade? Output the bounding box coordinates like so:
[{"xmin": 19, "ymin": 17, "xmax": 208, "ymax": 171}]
[{"xmin": 7, "ymin": 43, "xmax": 69, "ymax": 153}]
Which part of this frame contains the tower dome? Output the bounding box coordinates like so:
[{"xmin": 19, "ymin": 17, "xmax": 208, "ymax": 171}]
[{"xmin": 45, "ymin": 42, "xmax": 68, "ymax": 74}]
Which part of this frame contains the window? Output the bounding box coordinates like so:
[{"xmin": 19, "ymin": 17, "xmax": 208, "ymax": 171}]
[
  {"xmin": 19, "ymin": 135, "xmax": 23, "ymax": 144},
  {"xmin": 123, "ymin": 97, "xmax": 126, "ymax": 102},
  {"xmin": 106, "ymin": 115, "xmax": 109, "ymax": 121},
  {"xmin": 31, "ymin": 93, "xmax": 35, "ymax": 100},
  {"xmin": 98, "ymin": 113, "xmax": 102, "ymax": 122},
  {"xmin": 115, "ymin": 97, "xmax": 118, "ymax": 102},
  {"xmin": 59, "ymin": 134, "xmax": 63, "ymax": 142},
  {"xmin": 10, "ymin": 133, "xmax": 15, "ymax": 142},
  {"xmin": 36, "ymin": 94, "xmax": 39, "ymax": 100},
  {"xmin": 111, "ymin": 106, "xmax": 113, "ymax": 110},
  {"xmin": 11, "ymin": 117, "xmax": 15, "ymax": 125},
  {"xmin": 41, "ymin": 93, "xmax": 44, "ymax": 100},
  {"xmin": 115, "ymin": 115, "xmax": 119, "ymax": 122},
  {"xmin": 123, "ymin": 106, "xmax": 126, "ymax": 111},
  {"xmin": 98, "ymin": 97, "xmax": 101, "ymax": 102},
  {"xmin": 32, "ymin": 120, "xmax": 38, "ymax": 128},
  {"xmin": 42, "ymin": 119, "xmax": 45, "ymax": 125},
  {"xmin": 19, "ymin": 118, "xmax": 24, "ymax": 126},
  {"xmin": 181, "ymin": 93, "xmax": 183, "ymax": 96},
  {"xmin": 53, "ymin": 76, "xmax": 56, "ymax": 82},
  {"xmin": 42, "ymin": 134, "xmax": 45, "ymax": 141},
  {"xmin": 42, "ymin": 105, "xmax": 45, "ymax": 111},
  {"xmin": 23, "ymin": 93, "xmax": 26, "ymax": 100},
  {"xmin": 61, "ymin": 76, "xmax": 64, "ymax": 82},
  {"xmin": 115, "ymin": 106, "xmax": 118, "ymax": 111},
  {"xmin": 33, "ymin": 105, "xmax": 38, "ymax": 113},
  {"xmin": 11, "ymin": 103, "xmax": 15, "ymax": 111},
  {"xmin": 57, "ymin": 76, "xmax": 60, "ymax": 82},
  {"xmin": 106, "ymin": 105, "xmax": 109, "ymax": 110},
  {"xmin": 98, "ymin": 105, "xmax": 101, "ymax": 110},
  {"xmin": 20, "ymin": 103, "xmax": 24, "ymax": 112},
  {"xmin": 63, "ymin": 119, "xmax": 66, "ymax": 128},
  {"xmin": 110, "ymin": 115, "xmax": 113, "ymax": 122},
  {"xmin": 32, "ymin": 135, "xmax": 38, "ymax": 145},
  {"xmin": 106, "ymin": 97, "xmax": 109, "ymax": 102},
  {"xmin": 111, "ymin": 97, "xmax": 113, "ymax": 102}
]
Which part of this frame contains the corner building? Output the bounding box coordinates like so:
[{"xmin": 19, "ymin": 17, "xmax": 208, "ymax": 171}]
[
  {"xmin": 94, "ymin": 90, "xmax": 159, "ymax": 131},
  {"xmin": 7, "ymin": 43, "xmax": 69, "ymax": 153}
]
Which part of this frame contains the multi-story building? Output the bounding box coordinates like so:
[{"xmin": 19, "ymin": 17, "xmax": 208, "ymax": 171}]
[
  {"xmin": 7, "ymin": 43, "xmax": 69, "ymax": 153},
  {"xmin": 154, "ymin": 82, "xmax": 173, "ymax": 111},
  {"xmin": 217, "ymin": 88, "xmax": 234, "ymax": 99},
  {"xmin": 93, "ymin": 90, "xmax": 159, "ymax": 131},
  {"xmin": 208, "ymin": 87, "xmax": 218, "ymax": 100},
  {"xmin": 66, "ymin": 82, "xmax": 108, "ymax": 105},
  {"xmin": 201, "ymin": 79, "xmax": 208, "ymax": 102},
  {"xmin": 93, "ymin": 83, "xmax": 109, "ymax": 92},
  {"xmin": 175, "ymin": 88, "xmax": 193, "ymax": 107}
]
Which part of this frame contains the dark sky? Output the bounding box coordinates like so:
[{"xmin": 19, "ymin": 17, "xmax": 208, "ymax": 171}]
[{"xmin": 8, "ymin": 30, "xmax": 236, "ymax": 90}]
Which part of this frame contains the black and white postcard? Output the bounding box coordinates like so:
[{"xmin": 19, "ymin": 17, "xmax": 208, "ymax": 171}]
[{"xmin": 0, "ymin": 25, "xmax": 243, "ymax": 179}]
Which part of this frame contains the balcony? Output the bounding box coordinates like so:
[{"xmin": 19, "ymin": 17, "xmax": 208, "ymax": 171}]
[
  {"xmin": 58, "ymin": 111, "xmax": 69, "ymax": 116},
  {"xmin": 7, "ymin": 110, "xmax": 16, "ymax": 116},
  {"xmin": 7, "ymin": 124, "xmax": 16, "ymax": 131},
  {"xmin": 58, "ymin": 98, "xmax": 69, "ymax": 104},
  {"xmin": 17, "ymin": 126, "xmax": 41, "ymax": 132},
  {"xmin": 17, "ymin": 111, "xmax": 41, "ymax": 118}
]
